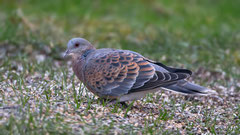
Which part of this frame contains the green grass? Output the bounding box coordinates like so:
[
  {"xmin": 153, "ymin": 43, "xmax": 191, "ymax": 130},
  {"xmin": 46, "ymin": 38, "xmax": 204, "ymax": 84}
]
[{"xmin": 0, "ymin": 0, "xmax": 240, "ymax": 134}]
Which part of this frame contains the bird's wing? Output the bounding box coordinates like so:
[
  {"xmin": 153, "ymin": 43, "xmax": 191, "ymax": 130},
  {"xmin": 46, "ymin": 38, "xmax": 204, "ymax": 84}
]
[
  {"xmin": 84, "ymin": 50, "xmax": 155, "ymax": 97},
  {"xmin": 84, "ymin": 50, "xmax": 192, "ymax": 97},
  {"xmin": 129, "ymin": 61, "xmax": 192, "ymax": 93}
]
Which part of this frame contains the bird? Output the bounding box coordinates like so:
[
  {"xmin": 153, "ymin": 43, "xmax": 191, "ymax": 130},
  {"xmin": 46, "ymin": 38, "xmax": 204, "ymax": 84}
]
[{"xmin": 64, "ymin": 37, "xmax": 216, "ymax": 104}]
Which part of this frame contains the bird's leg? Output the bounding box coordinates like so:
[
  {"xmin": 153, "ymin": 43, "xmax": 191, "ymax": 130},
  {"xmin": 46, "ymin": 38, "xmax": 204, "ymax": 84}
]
[
  {"xmin": 119, "ymin": 102, "xmax": 129, "ymax": 108},
  {"xmin": 99, "ymin": 98, "xmax": 114, "ymax": 106},
  {"xmin": 110, "ymin": 101, "xmax": 129, "ymax": 109},
  {"xmin": 99, "ymin": 98, "xmax": 132, "ymax": 109},
  {"xmin": 103, "ymin": 99, "xmax": 129, "ymax": 109}
]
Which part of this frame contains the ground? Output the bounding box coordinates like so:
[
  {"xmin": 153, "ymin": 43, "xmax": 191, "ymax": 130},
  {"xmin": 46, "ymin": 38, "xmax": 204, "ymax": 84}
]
[{"xmin": 0, "ymin": 0, "xmax": 239, "ymax": 134}]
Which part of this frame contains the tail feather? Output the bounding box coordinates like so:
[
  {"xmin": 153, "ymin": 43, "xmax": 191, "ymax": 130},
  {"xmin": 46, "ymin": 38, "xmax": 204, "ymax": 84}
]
[{"xmin": 163, "ymin": 80, "xmax": 216, "ymax": 95}]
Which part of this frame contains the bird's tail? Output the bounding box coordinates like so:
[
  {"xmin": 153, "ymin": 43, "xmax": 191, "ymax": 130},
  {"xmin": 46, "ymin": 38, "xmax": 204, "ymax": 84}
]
[{"xmin": 163, "ymin": 80, "xmax": 217, "ymax": 95}]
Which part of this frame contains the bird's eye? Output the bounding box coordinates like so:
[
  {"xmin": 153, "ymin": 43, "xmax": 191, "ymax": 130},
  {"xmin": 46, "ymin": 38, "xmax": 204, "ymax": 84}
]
[{"xmin": 75, "ymin": 43, "xmax": 80, "ymax": 47}]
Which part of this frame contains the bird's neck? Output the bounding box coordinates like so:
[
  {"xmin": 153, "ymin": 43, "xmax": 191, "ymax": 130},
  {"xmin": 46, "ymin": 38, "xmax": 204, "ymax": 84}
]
[
  {"xmin": 72, "ymin": 47, "xmax": 96, "ymax": 82},
  {"xmin": 78, "ymin": 45, "xmax": 96, "ymax": 56},
  {"xmin": 82, "ymin": 49, "xmax": 95, "ymax": 58}
]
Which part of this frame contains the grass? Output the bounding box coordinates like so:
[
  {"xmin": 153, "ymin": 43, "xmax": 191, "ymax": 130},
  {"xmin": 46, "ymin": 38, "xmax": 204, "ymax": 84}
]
[{"xmin": 0, "ymin": 0, "xmax": 240, "ymax": 134}]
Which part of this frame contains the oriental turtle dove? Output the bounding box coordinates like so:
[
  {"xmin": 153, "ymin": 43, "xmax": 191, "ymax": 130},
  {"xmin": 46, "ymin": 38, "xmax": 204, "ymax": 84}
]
[{"xmin": 64, "ymin": 38, "xmax": 216, "ymax": 102}]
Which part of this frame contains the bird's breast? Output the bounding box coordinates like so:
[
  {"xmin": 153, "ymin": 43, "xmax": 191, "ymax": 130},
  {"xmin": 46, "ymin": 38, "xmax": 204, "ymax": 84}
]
[{"xmin": 72, "ymin": 57, "xmax": 85, "ymax": 82}]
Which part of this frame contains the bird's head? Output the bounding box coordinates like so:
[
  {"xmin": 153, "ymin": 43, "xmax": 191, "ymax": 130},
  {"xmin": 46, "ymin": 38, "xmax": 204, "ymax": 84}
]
[{"xmin": 64, "ymin": 38, "xmax": 94, "ymax": 58}]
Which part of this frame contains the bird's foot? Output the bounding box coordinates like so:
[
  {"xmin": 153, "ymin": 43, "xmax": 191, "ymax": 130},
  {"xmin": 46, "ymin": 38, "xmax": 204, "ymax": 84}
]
[{"xmin": 99, "ymin": 99, "xmax": 128, "ymax": 108}]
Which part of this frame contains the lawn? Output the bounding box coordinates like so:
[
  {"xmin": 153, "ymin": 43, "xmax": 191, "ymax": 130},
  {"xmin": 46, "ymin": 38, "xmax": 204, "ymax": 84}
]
[{"xmin": 0, "ymin": 0, "xmax": 239, "ymax": 134}]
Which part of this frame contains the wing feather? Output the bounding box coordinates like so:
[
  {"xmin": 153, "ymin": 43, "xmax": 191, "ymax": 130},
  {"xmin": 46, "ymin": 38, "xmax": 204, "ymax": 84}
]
[
  {"xmin": 84, "ymin": 50, "xmax": 155, "ymax": 97},
  {"xmin": 129, "ymin": 61, "xmax": 192, "ymax": 93}
]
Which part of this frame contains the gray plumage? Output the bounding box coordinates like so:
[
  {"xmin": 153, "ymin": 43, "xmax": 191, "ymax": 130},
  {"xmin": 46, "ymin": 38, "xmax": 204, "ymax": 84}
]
[{"xmin": 64, "ymin": 37, "xmax": 216, "ymax": 102}]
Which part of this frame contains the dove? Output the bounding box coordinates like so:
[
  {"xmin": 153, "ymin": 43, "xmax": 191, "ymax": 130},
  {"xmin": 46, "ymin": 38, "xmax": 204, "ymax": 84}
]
[{"xmin": 64, "ymin": 37, "xmax": 216, "ymax": 103}]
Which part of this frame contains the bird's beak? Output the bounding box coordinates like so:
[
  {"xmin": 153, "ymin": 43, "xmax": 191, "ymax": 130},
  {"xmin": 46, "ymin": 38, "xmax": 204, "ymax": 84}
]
[{"xmin": 63, "ymin": 49, "xmax": 70, "ymax": 58}]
